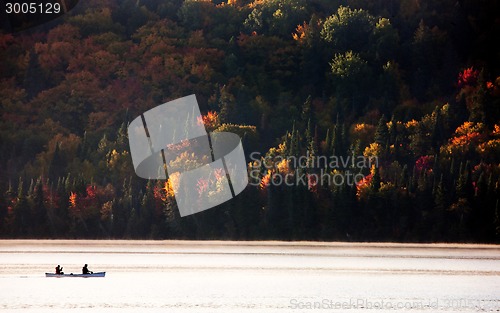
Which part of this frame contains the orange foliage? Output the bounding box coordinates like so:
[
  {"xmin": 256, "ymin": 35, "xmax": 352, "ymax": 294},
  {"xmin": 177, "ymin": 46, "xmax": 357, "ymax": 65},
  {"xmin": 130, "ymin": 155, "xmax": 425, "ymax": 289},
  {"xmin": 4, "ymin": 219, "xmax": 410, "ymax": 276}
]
[
  {"xmin": 450, "ymin": 132, "xmax": 481, "ymax": 146},
  {"xmin": 455, "ymin": 121, "xmax": 484, "ymax": 136},
  {"xmin": 356, "ymin": 173, "xmax": 372, "ymax": 198},
  {"xmin": 404, "ymin": 119, "xmax": 419, "ymax": 130},
  {"xmin": 69, "ymin": 192, "xmax": 77, "ymax": 208},
  {"xmin": 493, "ymin": 125, "xmax": 500, "ymax": 136},
  {"xmin": 260, "ymin": 170, "xmax": 271, "ymax": 190},
  {"xmin": 197, "ymin": 111, "xmax": 220, "ymax": 131},
  {"xmin": 442, "ymin": 122, "xmax": 486, "ymax": 156},
  {"xmin": 292, "ymin": 23, "xmax": 308, "ymax": 41},
  {"xmin": 163, "ymin": 172, "xmax": 180, "ymax": 200}
]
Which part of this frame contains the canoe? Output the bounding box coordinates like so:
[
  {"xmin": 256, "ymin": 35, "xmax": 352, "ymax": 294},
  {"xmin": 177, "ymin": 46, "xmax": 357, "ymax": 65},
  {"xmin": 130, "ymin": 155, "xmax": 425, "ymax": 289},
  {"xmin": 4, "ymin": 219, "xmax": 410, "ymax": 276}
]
[{"xmin": 45, "ymin": 272, "xmax": 105, "ymax": 277}]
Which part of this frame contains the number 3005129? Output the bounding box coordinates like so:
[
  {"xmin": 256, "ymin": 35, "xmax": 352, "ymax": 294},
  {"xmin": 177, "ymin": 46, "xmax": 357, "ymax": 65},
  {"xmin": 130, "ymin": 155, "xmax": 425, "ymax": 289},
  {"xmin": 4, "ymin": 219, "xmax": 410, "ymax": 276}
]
[{"xmin": 5, "ymin": 2, "xmax": 61, "ymax": 14}]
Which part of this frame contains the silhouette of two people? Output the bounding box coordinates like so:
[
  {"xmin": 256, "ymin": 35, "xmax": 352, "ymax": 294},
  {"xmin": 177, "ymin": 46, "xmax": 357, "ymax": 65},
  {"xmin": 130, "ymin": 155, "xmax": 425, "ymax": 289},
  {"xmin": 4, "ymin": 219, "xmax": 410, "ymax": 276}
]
[{"xmin": 55, "ymin": 264, "xmax": 93, "ymax": 275}]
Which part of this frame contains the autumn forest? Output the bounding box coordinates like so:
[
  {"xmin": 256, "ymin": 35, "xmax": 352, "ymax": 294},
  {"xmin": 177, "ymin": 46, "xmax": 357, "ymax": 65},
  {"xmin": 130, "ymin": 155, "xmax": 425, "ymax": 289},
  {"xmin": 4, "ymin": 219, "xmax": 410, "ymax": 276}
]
[{"xmin": 0, "ymin": 0, "xmax": 499, "ymax": 242}]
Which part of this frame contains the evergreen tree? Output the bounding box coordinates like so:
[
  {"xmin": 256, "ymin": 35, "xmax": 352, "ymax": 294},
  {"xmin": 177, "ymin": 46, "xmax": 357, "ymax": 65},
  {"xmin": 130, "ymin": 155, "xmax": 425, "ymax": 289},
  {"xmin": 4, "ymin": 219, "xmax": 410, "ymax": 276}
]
[
  {"xmin": 375, "ymin": 115, "xmax": 389, "ymax": 147},
  {"xmin": 49, "ymin": 143, "xmax": 66, "ymax": 182},
  {"xmin": 32, "ymin": 178, "xmax": 48, "ymax": 236},
  {"xmin": 0, "ymin": 185, "xmax": 7, "ymax": 236},
  {"xmin": 13, "ymin": 179, "xmax": 30, "ymax": 237},
  {"xmin": 371, "ymin": 166, "xmax": 381, "ymax": 192}
]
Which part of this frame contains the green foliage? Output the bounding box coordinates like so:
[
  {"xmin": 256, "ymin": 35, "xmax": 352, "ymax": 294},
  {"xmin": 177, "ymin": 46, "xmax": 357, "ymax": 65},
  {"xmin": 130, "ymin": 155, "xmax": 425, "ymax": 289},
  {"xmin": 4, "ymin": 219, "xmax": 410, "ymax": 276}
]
[
  {"xmin": 177, "ymin": 0, "xmax": 216, "ymax": 31},
  {"xmin": 321, "ymin": 6, "xmax": 375, "ymax": 53},
  {"xmin": 330, "ymin": 51, "xmax": 369, "ymax": 81},
  {"xmin": 68, "ymin": 8, "xmax": 125, "ymax": 37},
  {"xmin": 244, "ymin": 0, "xmax": 309, "ymax": 37}
]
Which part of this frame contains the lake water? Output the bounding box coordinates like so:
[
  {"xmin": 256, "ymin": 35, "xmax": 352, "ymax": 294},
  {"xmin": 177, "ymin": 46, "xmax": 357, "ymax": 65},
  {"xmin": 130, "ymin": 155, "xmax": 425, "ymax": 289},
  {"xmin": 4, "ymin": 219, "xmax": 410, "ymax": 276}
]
[{"xmin": 0, "ymin": 240, "xmax": 499, "ymax": 312}]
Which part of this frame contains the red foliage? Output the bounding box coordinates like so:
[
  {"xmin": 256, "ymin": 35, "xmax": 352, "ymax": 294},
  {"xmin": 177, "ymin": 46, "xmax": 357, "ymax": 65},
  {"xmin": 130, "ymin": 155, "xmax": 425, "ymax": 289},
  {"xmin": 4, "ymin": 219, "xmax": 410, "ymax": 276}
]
[
  {"xmin": 68, "ymin": 184, "xmax": 114, "ymax": 219},
  {"xmin": 356, "ymin": 173, "xmax": 373, "ymax": 197},
  {"xmin": 457, "ymin": 67, "xmax": 479, "ymax": 88},
  {"xmin": 307, "ymin": 174, "xmax": 318, "ymax": 193},
  {"xmin": 197, "ymin": 177, "xmax": 209, "ymax": 196},
  {"xmin": 0, "ymin": 34, "xmax": 15, "ymax": 49},
  {"xmin": 415, "ymin": 155, "xmax": 434, "ymax": 174}
]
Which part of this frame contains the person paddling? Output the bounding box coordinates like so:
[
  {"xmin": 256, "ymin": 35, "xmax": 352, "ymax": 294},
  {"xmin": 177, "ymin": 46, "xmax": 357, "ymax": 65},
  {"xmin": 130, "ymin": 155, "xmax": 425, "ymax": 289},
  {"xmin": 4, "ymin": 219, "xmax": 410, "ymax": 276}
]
[
  {"xmin": 82, "ymin": 264, "xmax": 93, "ymax": 274},
  {"xmin": 55, "ymin": 265, "xmax": 64, "ymax": 275}
]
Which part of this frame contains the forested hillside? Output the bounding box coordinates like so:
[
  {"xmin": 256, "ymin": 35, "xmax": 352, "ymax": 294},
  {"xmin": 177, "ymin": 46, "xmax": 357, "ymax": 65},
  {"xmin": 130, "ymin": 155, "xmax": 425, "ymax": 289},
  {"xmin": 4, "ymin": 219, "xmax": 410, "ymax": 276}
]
[{"xmin": 1, "ymin": 0, "xmax": 499, "ymax": 242}]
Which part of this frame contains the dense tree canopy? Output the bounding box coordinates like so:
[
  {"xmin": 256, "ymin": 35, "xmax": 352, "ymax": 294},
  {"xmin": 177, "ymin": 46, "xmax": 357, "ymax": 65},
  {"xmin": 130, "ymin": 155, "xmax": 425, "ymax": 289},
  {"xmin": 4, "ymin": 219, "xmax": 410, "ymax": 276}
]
[{"xmin": 0, "ymin": 0, "xmax": 499, "ymax": 242}]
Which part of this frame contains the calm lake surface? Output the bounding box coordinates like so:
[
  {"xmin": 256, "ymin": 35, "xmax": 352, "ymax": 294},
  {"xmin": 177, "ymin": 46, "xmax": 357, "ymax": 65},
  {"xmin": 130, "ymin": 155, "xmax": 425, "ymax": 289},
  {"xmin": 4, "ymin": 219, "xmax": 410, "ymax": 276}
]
[{"xmin": 0, "ymin": 240, "xmax": 499, "ymax": 312}]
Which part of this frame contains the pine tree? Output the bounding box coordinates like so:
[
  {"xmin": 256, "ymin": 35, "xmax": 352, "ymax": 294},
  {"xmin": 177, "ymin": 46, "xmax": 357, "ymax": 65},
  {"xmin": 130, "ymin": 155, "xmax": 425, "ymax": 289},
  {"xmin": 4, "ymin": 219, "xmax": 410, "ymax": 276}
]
[
  {"xmin": 400, "ymin": 164, "xmax": 409, "ymax": 188},
  {"xmin": 375, "ymin": 115, "xmax": 389, "ymax": 147},
  {"xmin": 457, "ymin": 161, "xmax": 474, "ymax": 200},
  {"xmin": 434, "ymin": 175, "xmax": 447, "ymax": 211},
  {"xmin": 371, "ymin": 166, "xmax": 381, "ymax": 192},
  {"xmin": 49, "ymin": 143, "xmax": 65, "ymax": 182},
  {"xmin": 431, "ymin": 106, "xmax": 444, "ymax": 153},
  {"xmin": 324, "ymin": 128, "xmax": 331, "ymax": 155},
  {"xmin": 32, "ymin": 178, "xmax": 48, "ymax": 236},
  {"xmin": 116, "ymin": 123, "xmax": 128, "ymax": 151},
  {"xmin": 301, "ymin": 95, "xmax": 312, "ymax": 124},
  {"xmin": 0, "ymin": 185, "xmax": 7, "ymax": 236},
  {"xmin": 126, "ymin": 208, "xmax": 139, "ymax": 238},
  {"xmin": 13, "ymin": 179, "xmax": 31, "ymax": 236},
  {"xmin": 78, "ymin": 131, "xmax": 88, "ymax": 159},
  {"xmin": 331, "ymin": 121, "xmax": 344, "ymax": 157}
]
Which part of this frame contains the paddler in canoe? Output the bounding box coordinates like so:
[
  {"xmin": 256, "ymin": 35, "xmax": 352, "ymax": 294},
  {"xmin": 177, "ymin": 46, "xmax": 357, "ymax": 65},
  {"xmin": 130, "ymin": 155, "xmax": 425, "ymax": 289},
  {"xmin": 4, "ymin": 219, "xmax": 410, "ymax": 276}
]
[{"xmin": 82, "ymin": 264, "xmax": 93, "ymax": 275}]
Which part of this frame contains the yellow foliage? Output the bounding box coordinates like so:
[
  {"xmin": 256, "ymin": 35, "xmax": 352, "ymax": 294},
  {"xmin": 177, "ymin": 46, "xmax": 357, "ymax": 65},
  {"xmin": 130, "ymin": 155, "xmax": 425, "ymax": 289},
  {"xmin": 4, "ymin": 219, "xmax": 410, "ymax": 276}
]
[
  {"xmin": 164, "ymin": 172, "xmax": 180, "ymax": 198},
  {"xmin": 107, "ymin": 149, "xmax": 119, "ymax": 167},
  {"xmin": 379, "ymin": 182, "xmax": 395, "ymax": 192},
  {"xmin": 351, "ymin": 123, "xmax": 376, "ymax": 147},
  {"xmin": 276, "ymin": 142, "xmax": 287, "ymax": 154},
  {"xmin": 478, "ymin": 139, "xmax": 500, "ymax": 155},
  {"xmin": 248, "ymin": 0, "xmax": 265, "ymax": 9},
  {"xmin": 404, "ymin": 119, "xmax": 419, "ymax": 130},
  {"xmin": 364, "ymin": 142, "xmax": 382, "ymax": 158},
  {"xmin": 100, "ymin": 201, "xmax": 113, "ymax": 221},
  {"xmin": 276, "ymin": 158, "xmax": 289, "ymax": 174},
  {"xmin": 354, "ymin": 123, "xmax": 371, "ymax": 133}
]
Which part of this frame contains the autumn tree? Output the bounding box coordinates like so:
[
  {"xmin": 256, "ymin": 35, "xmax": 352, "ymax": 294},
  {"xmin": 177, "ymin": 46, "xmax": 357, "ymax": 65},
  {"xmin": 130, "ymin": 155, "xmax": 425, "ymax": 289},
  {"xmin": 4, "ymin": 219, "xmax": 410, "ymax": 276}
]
[
  {"xmin": 321, "ymin": 6, "xmax": 375, "ymax": 54},
  {"xmin": 244, "ymin": 0, "xmax": 309, "ymax": 37}
]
